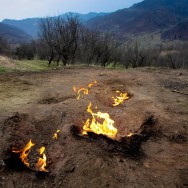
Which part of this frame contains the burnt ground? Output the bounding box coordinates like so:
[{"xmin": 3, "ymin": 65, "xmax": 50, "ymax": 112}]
[{"xmin": 0, "ymin": 67, "xmax": 188, "ymax": 188}]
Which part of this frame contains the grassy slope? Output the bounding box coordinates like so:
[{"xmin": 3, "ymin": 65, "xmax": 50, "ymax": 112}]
[
  {"xmin": 0, "ymin": 58, "xmax": 58, "ymax": 73},
  {"xmin": 0, "ymin": 65, "xmax": 7, "ymax": 72},
  {"xmin": 16, "ymin": 60, "xmax": 51, "ymax": 71}
]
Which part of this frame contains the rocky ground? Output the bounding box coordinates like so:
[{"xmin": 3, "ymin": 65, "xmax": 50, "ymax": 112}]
[{"xmin": 0, "ymin": 67, "xmax": 187, "ymax": 188}]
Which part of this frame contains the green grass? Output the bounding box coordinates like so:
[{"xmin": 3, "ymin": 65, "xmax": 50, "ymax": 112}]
[
  {"xmin": 0, "ymin": 59, "xmax": 59, "ymax": 73},
  {"xmin": 0, "ymin": 65, "xmax": 7, "ymax": 72},
  {"xmin": 16, "ymin": 60, "xmax": 56, "ymax": 71}
]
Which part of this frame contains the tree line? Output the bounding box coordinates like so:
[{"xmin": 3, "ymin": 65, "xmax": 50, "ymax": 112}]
[{"xmin": 0, "ymin": 15, "xmax": 188, "ymax": 69}]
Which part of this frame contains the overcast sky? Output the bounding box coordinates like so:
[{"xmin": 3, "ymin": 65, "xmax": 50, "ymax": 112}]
[{"xmin": 0, "ymin": 0, "xmax": 143, "ymax": 21}]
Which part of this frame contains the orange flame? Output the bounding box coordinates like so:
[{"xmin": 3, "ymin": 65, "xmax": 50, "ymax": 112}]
[
  {"xmin": 127, "ymin": 133, "xmax": 134, "ymax": 137},
  {"xmin": 82, "ymin": 103, "xmax": 117, "ymax": 138},
  {"xmin": 12, "ymin": 140, "xmax": 48, "ymax": 172},
  {"xmin": 77, "ymin": 88, "xmax": 89, "ymax": 99},
  {"xmin": 12, "ymin": 140, "xmax": 35, "ymax": 167},
  {"xmin": 88, "ymin": 80, "xmax": 97, "ymax": 88},
  {"xmin": 36, "ymin": 146, "xmax": 48, "ymax": 172},
  {"xmin": 73, "ymin": 80, "xmax": 97, "ymax": 100},
  {"xmin": 53, "ymin": 130, "xmax": 60, "ymax": 139},
  {"xmin": 112, "ymin": 91, "xmax": 129, "ymax": 106}
]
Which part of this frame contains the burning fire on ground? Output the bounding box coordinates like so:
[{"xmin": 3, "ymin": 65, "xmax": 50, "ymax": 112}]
[
  {"xmin": 12, "ymin": 83, "xmax": 129, "ymax": 170},
  {"xmin": 82, "ymin": 103, "xmax": 118, "ymax": 139},
  {"xmin": 73, "ymin": 80, "xmax": 97, "ymax": 99},
  {"xmin": 53, "ymin": 130, "xmax": 60, "ymax": 139},
  {"xmin": 112, "ymin": 91, "xmax": 129, "ymax": 106},
  {"xmin": 74, "ymin": 81, "xmax": 132, "ymax": 139},
  {"xmin": 12, "ymin": 140, "xmax": 48, "ymax": 172},
  {"xmin": 36, "ymin": 146, "xmax": 48, "ymax": 172}
]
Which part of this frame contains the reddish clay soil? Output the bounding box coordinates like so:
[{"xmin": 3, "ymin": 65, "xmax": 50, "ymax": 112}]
[{"xmin": 0, "ymin": 67, "xmax": 188, "ymax": 188}]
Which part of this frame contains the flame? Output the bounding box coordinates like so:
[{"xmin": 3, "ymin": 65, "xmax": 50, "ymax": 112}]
[
  {"xmin": 112, "ymin": 91, "xmax": 129, "ymax": 106},
  {"xmin": 127, "ymin": 133, "xmax": 134, "ymax": 137},
  {"xmin": 12, "ymin": 140, "xmax": 48, "ymax": 172},
  {"xmin": 53, "ymin": 130, "xmax": 60, "ymax": 139},
  {"xmin": 36, "ymin": 146, "xmax": 48, "ymax": 172},
  {"xmin": 12, "ymin": 140, "xmax": 35, "ymax": 167},
  {"xmin": 77, "ymin": 88, "xmax": 89, "ymax": 99},
  {"xmin": 82, "ymin": 103, "xmax": 117, "ymax": 138},
  {"xmin": 73, "ymin": 80, "xmax": 97, "ymax": 100},
  {"xmin": 88, "ymin": 80, "xmax": 97, "ymax": 88},
  {"xmin": 73, "ymin": 86, "xmax": 77, "ymax": 92}
]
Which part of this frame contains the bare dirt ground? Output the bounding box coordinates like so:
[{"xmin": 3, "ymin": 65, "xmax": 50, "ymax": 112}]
[{"xmin": 0, "ymin": 67, "xmax": 188, "ymax": 188}]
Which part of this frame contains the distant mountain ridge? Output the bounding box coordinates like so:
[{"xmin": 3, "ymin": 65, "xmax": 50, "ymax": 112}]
[
  {"xmin": 2, "ymin": 12, "xmax": 108, "ymax": 37},
  {"xmin": 1, "ymin": 0, "xmax": 188, "ymax": 42},
  {"xmin": 0, "ymin": 22, "xmax": 32, "ymax": 44},
  {"xmin": 2, "ymin": 18, "xmax": 39, "ymax": 38},
  {"xmin": 86, "ymin": 0, "xmax": 188, "ymax": 41}
]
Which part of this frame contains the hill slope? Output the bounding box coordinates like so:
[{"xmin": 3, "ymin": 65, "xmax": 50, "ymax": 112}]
[
  {"xmin": 2, "ymin": 18, "xmax": 39, "ymax": 38},
  {"xmin": 2, "ymin": 12, "xmax": 108, "ymax": 37},
  {"xmin": 0, "ymin": 22, "xmax": 32, "ymax": 44},
  {"xmin": 86, "ymin": 0, "xmax": 188, "ymax": 40},
  {"xmin": 161, "ymin": 20, "xmax": 188, "ymax": 40},
  {"xmin": 0, "ymin": 67, "xmax": 187, "ymax": 188}
]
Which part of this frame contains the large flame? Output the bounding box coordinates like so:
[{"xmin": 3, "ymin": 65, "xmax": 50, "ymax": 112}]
[
  {"xmin": 12, "ymin": 140, "xmax": 35, "ymax": 167},
  {"xmin": 82, "ymin": 103, "xmax": 117, "ymax": 138},
  {"xmin": 73, "ymin": 80, "xmax": 97, "ymax": 100},
  {"xmin": 36, "ymin": 146, "xmax": 48, "ymax": 172},
  {"xmin": 12, "ymin": 140, "xmax": 48, "ymax": 172},
  {"xmin": 112, "ymin": 91, "xmax": 129, "ymax": 106}
]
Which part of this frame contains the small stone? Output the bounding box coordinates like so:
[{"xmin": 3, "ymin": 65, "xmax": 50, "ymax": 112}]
[
  {"xmin": 0, "ymin": 160, "xmax": 5, "ymax": 166},
  {"xmin": 65, "ymin": 164, "xmax": 75, "ymax": 173},
  {"xmin": 58, "ymin": 181, "xmax": 62, "ymax": 186},
  {"xmin": 119, "ymin": 159, "xmax": 124, "ymax": 163},
  {"xmin": 63, "ymin": 136, "xmax": 66, "ymax": 139},
  {"xmin": 177, "ymin": 73, "xmax": 182, "ymax": 76},
  {"xmin": 6, "ymin": 180, "xmax": 14, "ymax": 188}
]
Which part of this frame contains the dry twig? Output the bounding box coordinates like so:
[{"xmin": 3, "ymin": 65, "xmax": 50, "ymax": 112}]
[{"xmin": 172, "ymin": 90, "xmax": 188, "ymax": 95}]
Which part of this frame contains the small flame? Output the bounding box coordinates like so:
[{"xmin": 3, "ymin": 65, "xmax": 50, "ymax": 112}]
[
  {"xmin": 12, "ymin": 140, "xmax": 35, "ymax": 167},
  {"xmin": 88, "ymin": 80, "xmax": 97, "ymax": 88},
  {"xmin": 53, "ymin": 130, "xmax": 60, "ymax": 139},
  {"xmin": 112, "ymin": 91, "xmax": 129, "ymax": 106},
  {"xmin": 36, "ymin": 146, "xmax": 48, "ymax": 172},
  {"xmin": 127, "ymin": 133, "xmax": 134, "ymax": 137},
  {"xmin": 73, "ymin": 86, "xmax": 77, "ymax": 92},
  {"xmin": 73, "ymin": 80, "xmax": 97, "ymax": 100},
  {"xmin": 77, "ymin": 88, "xmax": 89, "ymax": 99},
  {"xmin": 82, "ymin": 103, "xmax": 117, "ymax": 138},
  {"xmin": 39, "ymin": 146, "xmax": 45, "ymax": 155}
]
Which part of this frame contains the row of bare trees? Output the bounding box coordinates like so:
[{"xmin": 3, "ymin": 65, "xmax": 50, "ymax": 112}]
[
  {"xmin": 0, "ymin": 37, "xmax": 11, "ymax": 56},
  {"xmin": 119, "ymin": 40, "xmax": 188, "ymax": 69},
  {"xmin": 1, "ymin": 15, "xmax": 187, "ymax": 69},
  {"xmin": 37, "ymin": 16, "xmax": 120, "ymax": 67},
  {"xmin": 37, "ymin": 15, "xmax": 188, "ymax": 69}
]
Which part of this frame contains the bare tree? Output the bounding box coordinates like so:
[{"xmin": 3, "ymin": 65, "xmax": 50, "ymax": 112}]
[
  {"xmin": 38, "ymin": 17, "xmax": 57, "ymax": 66},
  {"xmin": 120, "ymin": 40, "xmax": 148, "ymax": 68},
  {"xmin": 94, "ymin": 33, "xmax": 120, "ymax": 67},
  {"xmin": 15, "ymin": 40, "xmax": 36, "ymax": 60},
  {"xmin": 53, "ymin": 16, "xmax": 81, "ymax": 66},
  {"xmin": 163, "ymin": 45, "xmax": 183, "ymax": 69},
  {"xmin": 38, "ymin": 15, "xmax": 81, "ymax": 66},
  {"xmin": 79, "ymin": 28, "xmax": 99, "ymax": 65},
  {"xmin": 0, "ymin": 37, "xmax": 11, "ymax": 55}
]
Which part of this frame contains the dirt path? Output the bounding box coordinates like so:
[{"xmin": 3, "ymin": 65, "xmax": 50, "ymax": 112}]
[{"xmin": 0, "ymin": 67, "xmax": 188, "ymax": 188}]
